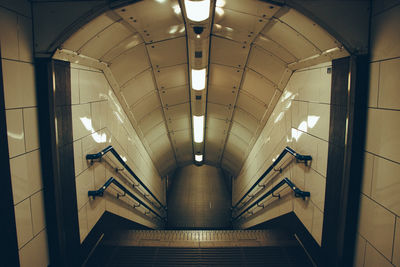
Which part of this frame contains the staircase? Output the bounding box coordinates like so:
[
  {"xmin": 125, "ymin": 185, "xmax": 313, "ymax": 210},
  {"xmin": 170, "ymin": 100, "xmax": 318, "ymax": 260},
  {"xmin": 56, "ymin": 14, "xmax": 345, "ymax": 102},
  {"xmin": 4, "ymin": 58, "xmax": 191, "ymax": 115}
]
[{"xmin": 85, "ymin": 230, "xmax": 313, "ymax": 266}]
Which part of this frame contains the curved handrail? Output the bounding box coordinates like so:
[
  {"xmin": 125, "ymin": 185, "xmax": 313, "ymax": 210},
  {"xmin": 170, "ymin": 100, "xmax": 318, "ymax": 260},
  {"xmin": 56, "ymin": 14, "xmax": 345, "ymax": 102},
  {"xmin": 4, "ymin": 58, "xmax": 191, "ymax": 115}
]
[
  {"xmin": 86, "ymin": 146, "xmax": 166, "ymax": 210},
  {"xmin": 88, "ymin": 177, "xmax": 165, "ymax": 221},
  {"xmin": 233, "ymin": 177, "xmax": 310, "ymax": 221},
  {"xmin": 233, "ymin": 146, "xmax": 311, "ymax": 210}
]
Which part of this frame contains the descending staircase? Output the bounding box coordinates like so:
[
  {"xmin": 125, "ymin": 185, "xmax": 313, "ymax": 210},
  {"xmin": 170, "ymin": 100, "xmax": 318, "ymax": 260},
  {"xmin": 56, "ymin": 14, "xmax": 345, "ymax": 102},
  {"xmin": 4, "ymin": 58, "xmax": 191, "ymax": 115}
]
[{"xmin": 86, "ymin": 230, "xmax": 313, "ymax": 266}]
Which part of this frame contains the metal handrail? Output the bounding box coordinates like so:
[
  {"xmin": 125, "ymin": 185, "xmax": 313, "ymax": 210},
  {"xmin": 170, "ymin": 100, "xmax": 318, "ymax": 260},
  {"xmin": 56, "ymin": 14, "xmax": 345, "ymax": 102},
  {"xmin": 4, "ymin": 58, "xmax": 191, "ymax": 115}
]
[
  {"xmin": 233, "ymin": 177, "xmax": 310, "ymax": 221},
  {"xmin": 88, "ymin": 177, "xmax": 165, "ymax": 221},
  {"xmin": 86, "ymin": 145, "xmax": 166, "ymax": 210},
  {"xmin": 233, "ymin": 146, "xmax": 311, "ymax": 210}
]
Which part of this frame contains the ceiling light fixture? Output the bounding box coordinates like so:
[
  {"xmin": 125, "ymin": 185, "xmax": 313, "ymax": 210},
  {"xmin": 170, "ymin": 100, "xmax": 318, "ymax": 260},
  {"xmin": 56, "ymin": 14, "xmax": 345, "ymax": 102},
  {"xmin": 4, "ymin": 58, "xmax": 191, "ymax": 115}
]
[
  {"xmin": 193, "ymin": 115, "xmax": 204, "ymax": 143},
  {"xmin": 195, "ymin": 154, "xmax": 203, "ymax": 162},
  {"xmin": 184, "ymin": 0, "xmax": 210, "ymax": 22},
  {"xmin": 191, "ymin": 68, "xmax": 206, "ymax": 90}
]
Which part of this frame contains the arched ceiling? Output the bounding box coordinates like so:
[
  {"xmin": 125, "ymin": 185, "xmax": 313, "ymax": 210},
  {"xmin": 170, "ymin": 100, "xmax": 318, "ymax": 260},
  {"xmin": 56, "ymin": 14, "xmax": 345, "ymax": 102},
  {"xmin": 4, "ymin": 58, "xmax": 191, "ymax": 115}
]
[{"xmin": 55, "ymin": 0, "xmax": 348, "ymax": 176}]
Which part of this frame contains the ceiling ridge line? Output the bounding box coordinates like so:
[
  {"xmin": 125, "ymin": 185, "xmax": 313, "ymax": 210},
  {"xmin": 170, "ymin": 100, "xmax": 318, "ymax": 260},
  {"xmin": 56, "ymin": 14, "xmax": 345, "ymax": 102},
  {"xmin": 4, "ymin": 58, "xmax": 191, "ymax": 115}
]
[
  {"xmin": 142, "ymin": 42, "xmax": 179, "ymax": 171},
  {"xmin": 99, "ymin": 33, "xmax": 143, "ymax": 63},
  {"xmin": 257, "ymin": 32, "xmax": 299, "ymax": 62},
  {"xmin": 216, "ymin": 39, "xmax": 256, "ymax": 173}
]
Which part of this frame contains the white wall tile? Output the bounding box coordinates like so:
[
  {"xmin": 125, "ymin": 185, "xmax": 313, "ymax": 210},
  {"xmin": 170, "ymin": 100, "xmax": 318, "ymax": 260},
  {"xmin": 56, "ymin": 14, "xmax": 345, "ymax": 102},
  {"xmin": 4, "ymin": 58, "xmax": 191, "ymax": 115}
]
[
  {"xmin": 354, "ymin": 234, "xmax": 366, "ymax": 267},
  {"xmin": 393, "ymin": 217, "xmax": 400, "ymax": 266},
  {"xmin": 73, "ymin": 139, "xmax": 83, "ymax": 176},
  {"xmin": 364, "ymin": 242, "xmax": 394, "ymax": 267},
  {"xmin": 371, "ymin": 5, "xmax": 400, "ymax": 61},
  {"xmin": 307, "ymin": 103, "xmax": 330, "ymax": 141},
  {"xmin": 30, "ymin": 190, "xmax": 46, "ymax": 235},
  {"xmin": 78, "ymin": 205, "xmax": 88, "ymax": 243},
  {"xmin": 6, "ymin": 109, "xmax": 25, "ymax": 157},
  {"xmin": 75, "ymin": 168, "xmax": 94, "ymax": 210},
  {"xmin": 18, "ymin": 230, "xmax": 49, "ymax": 267},
  {"xmin": 366, "ymin": 108, "xmax": 400, "ymax": 163},
  {"xmin": 318, "ymin": 67, "xmax": 331, "ymax": 104},
  {"xmin": 79, "ymin": 69, "xmax": 109, "ymax": 103},
  {"xmin": 378, "ymin": 58, "xmax": 400, "ymax": 110},
  {"xmin": 92, "ymin": 101, "xmax": 109, "ymax": 132},
  {"xmin": 369, "ymin": 62, "xmax": 379, "ymax": 108},
  {"xmin": 71, "ymin": 67, "xmax": 80, "ymax": 105},
  {"xmin": 294, "ymin": 198, "xmax": 313, "ymax": 233},
  {"xmin": 23, "ymin": 107, "xmax": 39, "ymax": 152},
  {"xmin": 305, "ymin": 169, "xmax": 325, "ymax": 211},
  {"xmin": 372, "ymin": 156, "xmax": 400, "ymax": 216},
  {"xmin": 0, "ymin": 7, "xmax": 19, "ymax": 59},
  {"xmin": 311, "ymin": 206, "xmax": 323, "ymax": 245},
  {"xmin": 316, "ymin": 139, "xmax": 328, "ymax": 177},
  {"xmin": 71, "ymin": 103, "xmax": 91, "ymax": 141},
  {"xmin": 14, "ymin": 198, "xmax": 33, "ymax": 248},
  {"xmin": 87, "ymin": 198, "xmax": 105, "ymax": 230},
  {"xmin": 93, "ymin": 163, "xmax": 106, "ymax": 189},
  {"xmin": 10, "ymin": 150, "xmax": 43, "ymax": 204},
  {"xmin": 17, "ymin": 15, "xmax": 33, "ymax": 62},
  {"xmin": 362, "ymin": 152, "xmax": 374, "ymax": 196},
  {"xmin": 2, "ymin": 60, "xmax": 36, "ymax": 109},
  {"xmin": 358, "ymin": 194, "xmax": 395, "ymax": 259}
]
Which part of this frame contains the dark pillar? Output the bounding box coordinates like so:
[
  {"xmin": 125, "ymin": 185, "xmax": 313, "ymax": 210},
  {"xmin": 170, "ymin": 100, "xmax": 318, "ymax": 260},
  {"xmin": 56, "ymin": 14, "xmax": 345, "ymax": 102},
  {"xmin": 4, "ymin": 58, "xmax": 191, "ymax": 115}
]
[
  {"xmin": 322, "ymin": 55, "xmax": 369, "ymax": 266},
  {"xmin": 35, "ymin": 59, "xmax": 80, "ymax": 267}
]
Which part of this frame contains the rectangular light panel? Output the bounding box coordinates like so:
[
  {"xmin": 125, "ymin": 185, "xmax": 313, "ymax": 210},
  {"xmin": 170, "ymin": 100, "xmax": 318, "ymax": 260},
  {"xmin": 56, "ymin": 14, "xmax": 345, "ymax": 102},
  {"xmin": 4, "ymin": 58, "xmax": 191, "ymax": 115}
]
[{"xmin": 193, "ymin": 115, "xmax": 204, "ymax": 143}]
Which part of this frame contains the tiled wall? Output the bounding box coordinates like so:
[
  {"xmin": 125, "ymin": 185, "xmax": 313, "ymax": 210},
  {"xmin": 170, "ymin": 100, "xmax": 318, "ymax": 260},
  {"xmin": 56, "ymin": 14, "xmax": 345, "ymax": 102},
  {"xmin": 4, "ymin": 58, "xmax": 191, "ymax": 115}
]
[
  {"xmin": 1, "ymin": 1, "xmax": 49, "ymax": 266},
  {"xmin": 71, "ymin": 64, "xmax": 165, "ymax": 242},
  {"xmin": 234, "ymin": 62, "xmax": 331, "ymax": 246},
  {"xmin": 354, "ymin": 2, "xmax": 400, "ymax": 266}
]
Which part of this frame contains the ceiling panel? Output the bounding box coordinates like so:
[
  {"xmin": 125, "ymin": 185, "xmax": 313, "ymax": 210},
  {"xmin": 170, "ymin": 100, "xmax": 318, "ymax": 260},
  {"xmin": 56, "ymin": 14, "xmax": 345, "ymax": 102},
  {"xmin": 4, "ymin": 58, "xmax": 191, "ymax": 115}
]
[
  {"xmin": 218, "ymin": 0, "xmax": 281, "ymax": 18},
  {"xmin": 236, "ymin": 92, "xmax": 266, "ymax": 120},
  {"xmin": 120, "ymin": 69, "xmax": 155, "ymax": 107},
  {"xmin": 254, "ymin": 35, "xmax": 297, "ymax": 63},
  {"xmin": 262, "ymin": 20, "xmax": 320, "ymax": 60},
  {"xmin": 143, "ymin": 121, "xmax": 167, "ymax": 144},
  {"xmin": 160, "ymin": 85, "xmax": 189, "ymax": 107},
  {"xmin": 171, "ymin": 130, "xmax": 191, "ymax": 146},
  {"xmin": 110, "ymin": 43, "xmax": 150, "ymax": 86},
  {"xmin": 210, "ymin": 37, "xmax": 250, "ymax": 68},
  {"xmin": 241, "ymin": 68, "xmax": 277, "ymax": 105},
  {"xmin": 139, "ymin": 108, "xmax": 164, "ymax": 135},
  {"xmin": 62, "ymin": 12, "xmax": 116, "ymax": 51},
  {"xmin": 247, "ymin": 46, "xmax": 287, "ymax": 85},
  {"xmin": 279, "ymin": 9, "xmax": 339, "ymax": 51},
  {"xmin": 147, "ymin": 37, "xmax": 187, "ymax": 68},
  {"xmin": 208, "ymin": 86, "xmax": 237, "ymax": 106},
  {"xmin": 154, "ymin": 64, "xmax": 188, "ymax": 89},
  {"xmin": 230, "ymin": 122, "xmax": 253, "ymax": 145},
  {"xmin": 207, "ymin": 117, "xmax": 230, "ymax": 134},
  {"xmin": 116, "ymin": 0, "xmax": 185, "ymax": 43},
  {"xmin": 149, "ymin": 135, "xmax": 173, "ymax": 156},
  {"xmin": 207, "ymin": 103, "xmax": 232, "ymax": 121},
  {"xmin": 164, "ymin": 103, "xmax": 190, "ymax": 121},
  {"xmin": 101, "ymin": 33, "xmax": 143, "ymax": 63},
  {"xmin": 167, "ymin": 117, "xmax": 190, "ymax": 132},
  {"xmin": 131, "ymin": 91, "xmax": 161, "ymax": 121},
  {"xmin": 213, "ymin": 9, "xmax": 268, "ymax": 43},
  {"xmin": 233, "ymin": 108, "xmax": 258, "ymax": 133},
  {"xmin": 79, "ymin": 21, "xmax": 134, "ymax": 60},
  {"xmin": 209, "ymin": 64, "xmax": 242, "ymax": 89}
]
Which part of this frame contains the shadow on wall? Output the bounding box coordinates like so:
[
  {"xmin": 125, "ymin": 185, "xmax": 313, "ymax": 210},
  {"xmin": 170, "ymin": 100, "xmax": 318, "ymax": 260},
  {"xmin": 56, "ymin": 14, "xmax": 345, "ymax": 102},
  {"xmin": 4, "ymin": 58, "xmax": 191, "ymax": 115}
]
[{"xmin": 167, "ymin": 164, "xmax": 232, "ymax": 229}]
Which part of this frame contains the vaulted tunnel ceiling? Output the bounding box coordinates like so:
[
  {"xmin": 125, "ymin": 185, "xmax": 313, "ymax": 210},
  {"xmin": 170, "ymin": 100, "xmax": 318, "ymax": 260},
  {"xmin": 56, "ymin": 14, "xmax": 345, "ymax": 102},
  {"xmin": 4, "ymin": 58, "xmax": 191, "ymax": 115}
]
[{"xmin": 55, "ymin": 0, "xmax": 348, "ymax": 177}]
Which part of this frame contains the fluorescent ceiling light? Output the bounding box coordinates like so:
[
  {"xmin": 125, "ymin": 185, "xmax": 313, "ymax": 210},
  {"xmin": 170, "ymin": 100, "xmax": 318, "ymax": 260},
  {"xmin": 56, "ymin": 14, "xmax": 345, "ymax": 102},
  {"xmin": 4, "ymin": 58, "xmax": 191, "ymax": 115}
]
[
  {"xmin": 195, "ymin": 154, "xmax": 203, "ymax": 162},
  {"xmin": 191, "ymin": 68, "xmax": 206, "ymax": 90},
  {"xmin": 184, "ymin": 0, "xmax": 210, "ymax": 22},
  {"xmin": 193, "ymin": 115, "xmax": 204, "ymax": 143}
]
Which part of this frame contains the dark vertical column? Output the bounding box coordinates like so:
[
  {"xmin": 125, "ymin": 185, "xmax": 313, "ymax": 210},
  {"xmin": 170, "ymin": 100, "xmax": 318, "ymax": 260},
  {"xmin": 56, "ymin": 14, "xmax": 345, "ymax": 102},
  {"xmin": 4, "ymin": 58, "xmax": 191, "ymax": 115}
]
[
  {"xmin": 0, "ymin": 47, "xmax": 20, "ymax": 267},
  {"xmin": 322, "ymin": 55, "xmax": 369, "ymax": 266},
  {"xmin": 35, "ymin": 59, "xmax": 80, "ymax": 267}
]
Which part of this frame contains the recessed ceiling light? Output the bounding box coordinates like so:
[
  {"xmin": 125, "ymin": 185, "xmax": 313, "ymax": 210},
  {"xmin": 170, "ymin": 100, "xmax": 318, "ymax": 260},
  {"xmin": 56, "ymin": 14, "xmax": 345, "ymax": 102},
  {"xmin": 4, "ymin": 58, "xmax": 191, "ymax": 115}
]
[
  {"xmin": 184, "ymin": 0, "xmax": 210, "ymax": 22},
  {"xmin": 195, "ymin": 154, "xmax": 203, "ymax": 162},
  {"xmin": 191, "ymin": 68, "xmax": 206, "ymax": 90},
  {"xmin": 193, "ymin": 115, "xmax": 204, "ymax": 143}
]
